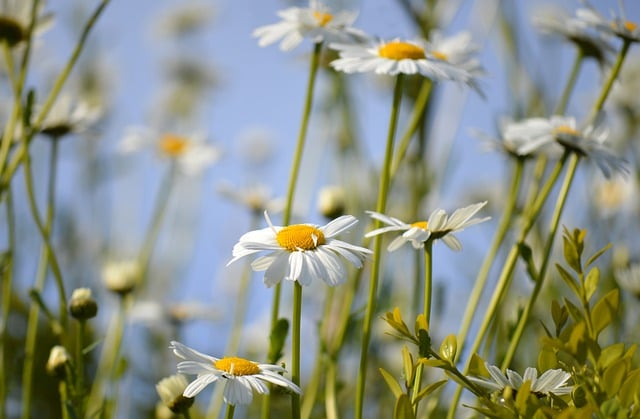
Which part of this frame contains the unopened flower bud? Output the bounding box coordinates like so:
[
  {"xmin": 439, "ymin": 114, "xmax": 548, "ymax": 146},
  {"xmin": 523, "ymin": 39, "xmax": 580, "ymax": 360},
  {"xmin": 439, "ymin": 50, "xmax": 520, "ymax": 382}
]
[
  {"xmin": 156, "ymin": 374, "xmax": 194, "ymax": 414},
  {"xmin": 46, "ymin": 345, "xmax": 71, "ymax": 378},
  {"xmin": 69, "ymin": 288, "xmax": 98, "ymax": 320},
  {"xmin": 317, "ymin": 185, "xmax": 346, "ymax": 220},
  {"xmin": 102, "ymin": 260, "xmax": 140, "ymax": 296}
]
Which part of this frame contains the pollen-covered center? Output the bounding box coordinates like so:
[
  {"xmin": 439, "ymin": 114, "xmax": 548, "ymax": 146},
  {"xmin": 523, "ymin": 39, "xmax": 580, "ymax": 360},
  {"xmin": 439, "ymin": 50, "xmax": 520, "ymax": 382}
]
[
  {"xmin": 379, "ymin": 41, "xmax": 426, "ymax": 60},
  {"xmin": 159, "ymin": 134, "xmax": 189, "ymax": 156},
  {"xmin": 214, "ymin": 357, "xmax": 260, "ymax": 376},
  {"xmin": 313, "ymin": 11, "xmax": 333, "ymax": 27},
  {"xmin": 430, "ymin": 51, "xmax": 448, "ymax": 61},
  {"xmin": 276, "ymin": 225, "xmax": 326, "ymax": 252},
  {"xmin": 410, "ymin": 221, "xmax": 429, "ymax": 230},
  {"xmin": 554, "ymin": 125, "xmax": 579, "ymax": 136},
  {"xmin": 622, "ymin": 20, "xmax": 638, "ymax": 32}
]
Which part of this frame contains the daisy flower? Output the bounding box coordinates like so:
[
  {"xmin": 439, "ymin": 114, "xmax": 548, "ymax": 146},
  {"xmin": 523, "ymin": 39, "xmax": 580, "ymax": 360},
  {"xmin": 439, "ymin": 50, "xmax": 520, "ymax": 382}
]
[
  {"xmin": 0, "ymin": 0, "xmax": 53, "ymax": 47},
  {"xmin": 615, "ymin": 263, "xmax": 640, "ymax": 298},
  {"xmin": 502, "ymin": 116, "xmax": 628, "ymax": 178},
  {"xmin": 38, "ymin": 94, "xmax": 102, "ymax": 139},
  {"xmin": 118, "ymin": 126, "xmax": 220, "ymax": 176},
  {"xmin": 576, "ymin": 1, "xmax": 640, "ymax": 44},
  {"xmin": 227, "ymin": 212, "xmax": 372, "ymax": 287},
  {"xmin": 216, "ymin": 181, "xmax": 283, "ymax": 215},
  {"xmin": 330, "ymin": 38, "xmax": 476, "ymax": 86},
  {"xmin": 473, "ymin": 117, "xmax": 556, "ymax": 158},
  {"xmin": 469, "ymin": 362, "xmax": 572, "ymax": 396},
  {"xmin": 170, "ymin": 341, "xmax": 301, "ymax": 406},
  {"xmin": 365, "ymin": 201, "xmax": 490, "ymax": 252},
  {"xmin": 253, "ymin": 0, "xmax": 366, "ymax": 52},
  {"xmin": 156, "ymin": 374, "xmax": 194, "ymax": 414}
]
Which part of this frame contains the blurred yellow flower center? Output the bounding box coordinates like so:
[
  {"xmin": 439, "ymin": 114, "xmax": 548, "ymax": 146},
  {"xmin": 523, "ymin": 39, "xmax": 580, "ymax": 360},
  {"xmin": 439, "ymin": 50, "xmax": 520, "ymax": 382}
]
[
  {"xmin": 313, "ymin": 11, "xmax": 333, "ymax": 27},
  {"xmin": 214, "ymin": 357, "xmax": 260, "ymax": 376},
  {"xmin": 623, "ymin": 20, "xmax": 637, "ymax": 31},
  {"xmin": 431, "ymin": 51, "xmax": 448, "ymax": 61},
  {"xmin": 159, "ymin": 134, "xmax": 189, "ymax": 156},
  {"xmin": 411, "ymin": 221, "xmax": 429, "ymax": 230},
  {"xmin": 379, "ymin": 41, "xmax": 426, "ymax": 60},
  {"xmin": 277, "ymin": 225, "xmax": 326, "ymax": 251},
  {"xmin": 554, "ymin": 125, "xmax": 579, "ymax": 136}
]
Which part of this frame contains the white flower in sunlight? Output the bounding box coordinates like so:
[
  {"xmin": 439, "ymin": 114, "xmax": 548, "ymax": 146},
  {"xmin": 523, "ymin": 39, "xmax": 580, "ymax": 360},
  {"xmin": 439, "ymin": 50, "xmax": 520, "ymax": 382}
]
[
  {"xmin": 330, "ymin": 38, "xmax": 476, "ymax": 87},
  {"xmin": 216, "ymin": 181, "xmax": 283, "ymax": 215},
  {"xmin": 170, "ymin": 341, "xmax": 301, "ymax": 405},
  {"xmin": 228, "ymin": 212, "xmax": 371, "ymax": 287},
  {"xmin": 426, "ymin": 31, "xmax": 484, "ymax": 77},
  {"xmin": 39, "ymin": 94, "xmax": 102, "ymax": 139},
  {"xmin": 0, "ymin": 0, "xmax": 53, "ymax": 47},
  {"xmin": 253, "ymin": 0, "xmax": 365, "ymax": 51},
  {"xmin": 156, "ymin": 374, "xmax": 194, "ymax": 414},
  {"xmin": 502, "ymin": 116, "xmax": 628, "ymax": 178},
  {"xmin": 366, "ymin": 202, "xmax": 489, "ymax": 252},
  {"xmin": 119, "ymin": 126, "xmax": 220, "ymax": 175},
  {"xmin": 473, "ymin": 118, "xmax": 557, "ymax": 158},
  {"xmin": 102, "ymin": 259, "xmax": 141, "ymax": 296},
  {"xmin": 576, "ymin": 1, "xmax": 640, "ymax": 43},
  {"xmin": 615, "ymin": 263, "xmax": 640, "ymax": 297},
  {"xmin": 469, "ymin": 363, "xmax": 572, "ymax": 396},
  {"xmin": 533, "ymin": 6, "xmax": 614, "ymax": 66}
]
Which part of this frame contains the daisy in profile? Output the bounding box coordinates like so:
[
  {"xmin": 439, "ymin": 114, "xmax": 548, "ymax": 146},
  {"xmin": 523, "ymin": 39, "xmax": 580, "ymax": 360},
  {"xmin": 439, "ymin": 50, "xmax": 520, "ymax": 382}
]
[
  {"xmin": 330, "ymin": 37, "xmax": 476, "ymax": 87},
  {"xmin": 38, "ymin": 94, "xmax": 102, "ymax": 139},
  {"xmin": 119, "ymin": 126, "xmax": 220, "ymax": 176},
  {"xmin": 0, "ymin": 0, "xmax": 53, "ymax": 47},
  {"xmin": 473, "ymin": 117, "xmax": 556, "ymax": 158},
  {"xmin": 502, "ymin": 116, "xmax": 628, "ymax": 178},
  {"xmin": 253, "ymin": 0, "xmax": 366, "ymax": 52},
  {"xmin": 576, "ymin": 1, "xmax": 640, "ymax": 44},
  {"xmin": 227, "ymin": 212, "xmax": 371, "ymax": 287},
  {"xmin": 469, "ymin": 362, "xmax": 572, "ymax": 396},
  {"xmin": 170, "ymin": 341, "xmax": 301, "ymax": 405},
  {"xmin": 365, "ymin": 202, "xmax": 489, "ymax": 252}
]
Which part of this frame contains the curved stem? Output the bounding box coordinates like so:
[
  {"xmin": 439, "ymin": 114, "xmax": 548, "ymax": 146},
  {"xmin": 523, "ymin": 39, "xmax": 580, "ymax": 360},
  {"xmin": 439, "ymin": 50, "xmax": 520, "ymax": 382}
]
[
  {"xmin": 0, "ymin": 186, "xmax": 15, "ymax": 418},
  {"xmin": 355, "ymin": 74, "xmax": 404, "ymax": 419},
  {"xmin": 455, "ymin": 159, "xmax": 524, "ymax": 361},
  {"xmin": 553, "ymin": 50, "xmax": 583, "ymax": 115}
]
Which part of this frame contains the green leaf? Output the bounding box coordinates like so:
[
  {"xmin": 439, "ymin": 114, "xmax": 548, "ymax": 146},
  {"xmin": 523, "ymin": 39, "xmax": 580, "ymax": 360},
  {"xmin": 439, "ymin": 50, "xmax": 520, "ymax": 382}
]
[
  {"xmin": 439, "ymin": 334, "xmax": 457, "ymax": 363},
  {"xmin": 592, "ymin": 289, "xmax": 619, "ymax": 337},
  {"xmin": 394, "ymin": 394, "xmax": 416, "ymax": 419},
  {"xmin": 268, "ymin": 318, "xmax": 289, "ymax": 363},
  {"xmin": 557, "ymin": 264, "xmax": 580, "ymax": 297},
  {"xmin": 551, "ymin": 300, "xmax": 568, "ymax": 336},
  {"xmin": 514, "ymin": 379, "xmax": 532, "ymax": 413},
  {"xmin": 598, "ymin": 343, "xmax": 625, "ymax": 371},
  {"xmin": 586, "ymin": 243, "xmax": 611, "ymax": 267},
  {"xmin": 563, "ymin": 233, "xmax": 581, "ymax": 274},
  {"xmin": 468, "ymin": 354, "xmax": 487, "ymax": 377},
  {"xmin": 584, "ymin": 267, "xmax": 599, "ymax": 302},
  {"xmin": 518, "ymin": 242, "xmax": 538, "ymax": 281},
  {"xmin": 619, "ymin": 368, "xmax": 640, "ymax": 408},
  {"xmin": 379, "ymin": 368, "xmax": 404, "ymax": 399},
  {"xmin": 402, "ymin": 346, "xmax": 414, "ymax": 384},
  {"xmin": 419, "ymin": 359, "xmax": 449, "ymax": 369},
  {"xmin": 563, "ymin": 298, "xmax": 583, "ymax": 323},
  {"xmin": 602, "ymin": 358, "xmax": 628, "ymax": 398},
  {"xmin": 412, "ymin": 380, "xmax": 446, "ymax": 404},
  {"xmin": 538, "ymin": 348, "xmax": 558, "ymax": 372}
]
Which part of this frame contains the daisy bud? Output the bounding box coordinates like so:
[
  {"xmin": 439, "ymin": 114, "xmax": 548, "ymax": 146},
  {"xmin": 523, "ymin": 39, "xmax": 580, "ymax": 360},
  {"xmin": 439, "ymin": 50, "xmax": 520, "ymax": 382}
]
[
  {"xmin": 46, "ymin": 345, "xmax": 71, "ymax": 379},
  {"xmin": 69, "ymin": 288, "xmax": 98, "ymax": 320},
  {"xmin": 156, "ymin": 374, "xmax": 194, "ymax": 414},
  {"xmin": 317, "ymin": 185, "xmax": 346, "ymax": 220},
  {"xmin": 102, "ymin": 260, "xmax": 140, "ymax": 296}
]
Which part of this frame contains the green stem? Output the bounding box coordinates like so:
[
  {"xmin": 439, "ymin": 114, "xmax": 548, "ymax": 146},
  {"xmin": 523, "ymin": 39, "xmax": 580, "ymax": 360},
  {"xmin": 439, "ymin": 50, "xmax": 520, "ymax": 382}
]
[
  {"xmin": 411, "ymin": 242, "xmax": 433, "ymax": 413},
  {"xmin": 75, "ymin": 320, "xmax": 87, "ymax": 416},
  {"xmin": 355, "ymin": 74, "xmax": 404, "ymax": 419},
  {"xmin": 325, "ymin": 360, "xmax": 339, "ymax": 419},
  {"xmin": 554, "ymin": 50, "xmax": 583, "ymax": 115},
  {"xmin": 0, "ymin": 187, "xmax": 15, "ymax": 419},
  {"xmin": 225, "ymin": 404, "xmax": 235, "ymax": 419},
  {"xmin": 291, "ymin": 282, "xmax": 303, "ymax": 419},
  {"xmin": 589, "ymin": 40, "xmax": 631, "ymax": 121},
  {"xmin": 455, "ymin": 159, "xmax": 524, "ymax": 362}
]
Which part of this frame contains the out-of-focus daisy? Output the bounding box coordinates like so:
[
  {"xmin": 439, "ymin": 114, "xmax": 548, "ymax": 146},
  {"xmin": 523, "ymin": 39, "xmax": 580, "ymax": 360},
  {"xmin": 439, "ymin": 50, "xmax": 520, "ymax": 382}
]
[
  {"xmin": 118, "ymin": 126, "xmax": 220, "ymax": 175},
  {"xmin": 317, "ymin": 185, "xmax": 347, "ymax": 220},
  {"xmin": 102, "ymin": 259, "xmax": 141, "ymax": 296},
  {"xmin": 533, "ymin": 6, "xmax": 615, "ymax": 66},
  {"xmin": 170, "ymin": 341, "xmax": 301, "ymax": 405},
  {"xmin": 330, "ymin": 38, "xmax": 476, "ymax": 87},
  {"xmin": 615, "ymin": 263, "xmax": 640, "ymax": 297},
  {"xmin": 502, "ymin": 116, "xmax": 628, "ymax": 178},
  {"xmin": 153, "ymin": 2, "xmax": 215, "ymax": 39},
  {"xmin": 426, "ymin": 31, "xmax": 484, "ymax": 77},
  {"xmin": 576, "ymin": 1, "xmax": 640, "ymax": 44},
  {"xmin": 473, "ymin": 117, "xmax": 556, "ymax": 158},
  {"xmin": 593, "ymin": 176, "xmax": 636, "ymax": 216},
  {"xmin": 46, "ymin": 345, "xmax": 71, "ymax": 378},
  {"xmin": 0, "ymin": 0, "xmax": 53, "ymax": 47},
  {"xmin": 469, "ymin": 362, "xmax": 572, "ymax": 396},
  {"xmin": 156, "ymin": 374, "xmax": 194, "ymax": 414},
  {"xmin": 217, "ymin": 181, "xmax": 283, "ymax": 215},
  {"xmin": 253, "ymin": 0, "xmax": 366, "ymax": 51},
  {"xmin": 365, "ymin": 202, "xmax": 489, "ymax": 252},
  {"xmin": 228, "ymin": 212, "xmax": 371, "ymax": 287},
  {"xmin": 38, "ymin": 94, "xmax": 102, "ymax": 139}
]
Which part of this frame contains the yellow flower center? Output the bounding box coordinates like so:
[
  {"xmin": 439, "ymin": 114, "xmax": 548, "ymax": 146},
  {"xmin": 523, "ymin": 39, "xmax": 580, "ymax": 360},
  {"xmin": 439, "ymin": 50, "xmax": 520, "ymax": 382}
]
[
  {"xmin": 313, "ymin": 11, "xmax": 333, "ymax": 27},
  {"xmin": 554, "ymin": 125, "xmax": 579, "ymax": 136},
  {"xmin": 159, "ymin": 134, "xmax": 189, "ymax": 156},
  {"xmin": 410, "ymin": 221, "xmax": 429, "ymax": 230},
  {"xmin": 379, "ymin": 41, "xmax": 426, "ymax": 60},
  {"xmin": 623, "ymin": 20, "xmax": 638, "ymax": 32},
  {"xmin": 214, "ymin": 357, "xmax": 260, "ymax": 376},
  {"xmin": 431, "ymin": 51, "xmax": 448, "ymax": 61},
  {"xmin": 276, "ymin": 225, "xmax": 326, "ymax": 252}
]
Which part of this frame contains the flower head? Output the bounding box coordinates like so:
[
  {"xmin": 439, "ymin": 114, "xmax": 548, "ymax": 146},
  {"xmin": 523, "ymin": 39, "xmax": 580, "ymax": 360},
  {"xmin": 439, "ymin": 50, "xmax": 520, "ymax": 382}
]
[
  {"xmin": 576, "ymin": 1, "xmax": 640, "ymax": 43},
  {"xmin": 69, "ymin": 287, "xmax": 98, "ymax": 320},
  {"xmin": 228, "ymin": 212, "xmax": 371, "ymax": 287},
  {"xmin": 615, "ymin": 263, "xmax": 640, "ymax": 298},
  {"xmin": 156, "ymin": 374, "xmax": 195, "ymax": 414},
  {"xmin": 0, "ymin": 0, "xmax": 53, "ymax": 47},
  {"xmin": 502, "ymin": 116, "xmax": 628, "ymax": 178},
  {"xmin": 119, "ymin": 126, "xmax": 220, "ymax": 175},
  {"xmin": 330, "ymin": 37, "xmax": 477, "ymax": 87},
  {"xmin": 469, "ymin": 362, "xmax": 572, "ymax": 396},
  {"xmin": 46, "ymin": 345, "xmax": 71, "ymax": 378},
  {"xmin": 253, "ymin": 0, "xmax": 366, "ymax": 51},
  {"xmin": 365, "ymin": 202, "xmax": 489, "ymax": 252},
  {"xmin": 39, "ymin": 94, "xmax": 102, "ymax": 139},
  {"xmin": 102, "ymin": 259, "xmax": 141, "ymax": 296},
  {"xmin": 170, "ymin": 341, "xmax": 301, "ymax": 406}
]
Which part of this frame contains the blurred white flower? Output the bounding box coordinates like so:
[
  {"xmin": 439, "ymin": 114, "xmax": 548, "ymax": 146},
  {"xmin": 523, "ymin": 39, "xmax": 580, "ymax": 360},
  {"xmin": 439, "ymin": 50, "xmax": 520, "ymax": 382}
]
[
  {"xmin": 253, "ymin": 0, "xmax": 366, "ymax": 51},
  {"xmin": 426, "ymin": 31, "xmax": 484, "ymax": 79},
  {"xmin": 469, "ymin": 362, "xmax": 572, "ymax": 396},
  {"xmin": 155, "ymin": 374, "xmax": 194, "ymax": 414},
  {"xmin": 0, "ymin": 0, "xmax": 53, "ymax": 47},
  {"xmin": 217, "ymin": 181, "xmax": 283, "ymax": 215},
  {"xmin": 366, "ymin": 201, "xmax": 489, "ymax": 252},
  {"xmin": 593, "ymin": 176, "xmax": 636, "ymax": 216},
  {"xmin": 102, "ymin": 259, "xmax": 141, "ymax": 296},
  {"xmin": 615, "ymin": 263, "xmax": 640, "ymax": 297},
  {"xmin": 170, "ymin": 341, "xmax": 301, "ymax": 405},
  {"xmin": 153, "ymin": 2, "xmax": 215, "ymax": 39},
  {"xmin": 576, "ymin": 1, "xmax": 640, "ymax": 44},
  {"xmin": 119, "ymin": 126, "xmax": 220, "ymax": 175},
  {"xmin": 39, "ymin": 94, "xmax": 102, "ymax": 139},
  {"xmin": 317, "ymin": 185, "xmax": 346, "ymax": 219}
]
